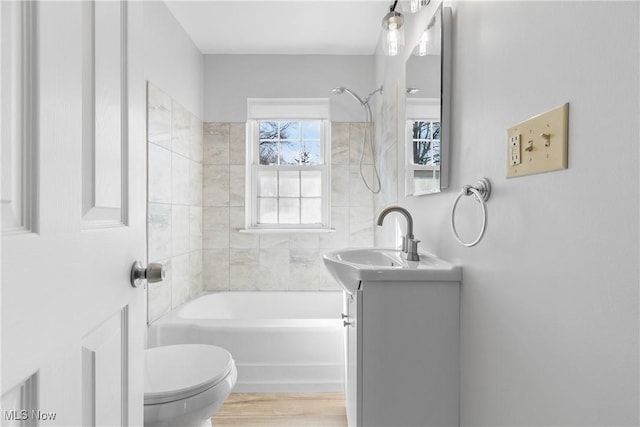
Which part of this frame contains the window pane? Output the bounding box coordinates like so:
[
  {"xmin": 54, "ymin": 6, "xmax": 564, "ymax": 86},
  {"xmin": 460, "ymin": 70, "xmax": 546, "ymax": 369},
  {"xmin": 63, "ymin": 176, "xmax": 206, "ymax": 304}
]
[
  {"xmin": 258, "ymin": 198, "xmax": 278, "ymax": 223},
  {"xmin": 432, "ymin": 140, "xmax": 440, "ymax": 166},
  {"xmin": 259, "ymin": 121, "xmax": 279, "ymax": 140},
  {"xmin": 258, "ymin": 170, "xmax": 278, "ymax": 196},
  {"xmin": 279, "ymin": 198, "xmax": 300, "ymax": 224},
  {"xmin": 413, "ymin": 141, "xmax": 432, "ymax": 165},
  {"xmin": 301, "ymin": 121, "xmax": 320, "ymax": 139},
  {"xmin": 279, "ymin": 171, "xmax": 300, "ymax": 197},
  {"xmin": 432, "ymin": 122, "xmax": 441, "ymax": 140},
  {"xmin": 301, "ymin": 141, "xmax": 320, "ymax": 165},
  {"xmin": 413, "ymin": 121, "xmax": 430, "ymax": 139},
  {"xmin": 301, "ymin": 170, "xmax": 322, "ymax": 197},
  {"xmin": 301, "ymin": 198, "xmax": 322, "ymax": 224},
  {"xmin": 414, "ymin": 170, "xmax": 439, "ymax": 194},
  {"xmin": 279, "ymin": 140, "xmax": 301, "ymax": 165},
  {"xmin": 280, "ymin": 121, "xmax": 300, "ymax": 140},
  {"xmin": 259, "ymin": 141, "xmax": 279, "ymax": 165}
]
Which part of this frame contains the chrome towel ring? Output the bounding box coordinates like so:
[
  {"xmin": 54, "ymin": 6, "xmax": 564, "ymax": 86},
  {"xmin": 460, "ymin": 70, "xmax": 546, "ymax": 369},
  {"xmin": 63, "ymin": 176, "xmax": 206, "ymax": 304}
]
[{"xmin": 451, "ymin": 178, "xmax": 491, "ymax": 247}]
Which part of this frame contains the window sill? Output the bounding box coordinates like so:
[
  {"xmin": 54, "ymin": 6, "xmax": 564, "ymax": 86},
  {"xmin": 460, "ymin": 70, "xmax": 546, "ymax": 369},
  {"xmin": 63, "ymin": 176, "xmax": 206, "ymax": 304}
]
[{"xmin": 239, "ymin": 228, "xmax": 335, "ymax": 234}]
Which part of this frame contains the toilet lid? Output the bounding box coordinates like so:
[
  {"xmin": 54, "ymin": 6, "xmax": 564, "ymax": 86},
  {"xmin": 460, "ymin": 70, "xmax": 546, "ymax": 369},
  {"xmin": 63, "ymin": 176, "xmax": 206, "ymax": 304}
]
[{"xmin": 144, "ymin": 344, "xmax": 235, "ymax": 405}]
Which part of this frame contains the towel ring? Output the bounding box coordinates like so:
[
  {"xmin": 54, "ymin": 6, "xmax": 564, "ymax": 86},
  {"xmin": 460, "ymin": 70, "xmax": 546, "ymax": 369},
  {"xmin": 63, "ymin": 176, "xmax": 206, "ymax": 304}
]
[{"xmin": 451, "ymin": 178, "xmax": 491, "ymax": 247}]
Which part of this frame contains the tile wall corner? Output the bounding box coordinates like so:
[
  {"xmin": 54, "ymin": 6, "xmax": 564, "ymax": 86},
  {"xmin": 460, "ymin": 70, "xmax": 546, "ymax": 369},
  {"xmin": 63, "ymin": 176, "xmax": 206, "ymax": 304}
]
[{"xmin": 147, "ymin": 83, "xmax": 204, "ymax": 323}]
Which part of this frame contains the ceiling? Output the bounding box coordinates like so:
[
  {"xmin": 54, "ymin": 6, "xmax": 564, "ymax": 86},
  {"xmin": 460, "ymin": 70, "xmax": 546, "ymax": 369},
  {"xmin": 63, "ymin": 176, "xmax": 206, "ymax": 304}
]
[{"xmin": 164, "ymin": 1, "xmax": 391, "ymax": 55}]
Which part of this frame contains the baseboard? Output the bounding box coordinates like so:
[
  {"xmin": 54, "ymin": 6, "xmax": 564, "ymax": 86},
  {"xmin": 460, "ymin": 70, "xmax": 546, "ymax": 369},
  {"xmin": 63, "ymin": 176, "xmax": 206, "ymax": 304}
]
[{"xmin": 233, "ymin": 362, "xmax": 344, "ymax": 393}]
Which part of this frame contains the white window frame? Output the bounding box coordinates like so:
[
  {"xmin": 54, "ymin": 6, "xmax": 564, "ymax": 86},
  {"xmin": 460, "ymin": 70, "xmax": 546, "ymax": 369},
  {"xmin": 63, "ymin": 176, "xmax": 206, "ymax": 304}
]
[
  {"xmin": 405, "ymin": 98, "xmax": 441, "ymax": 196},
  {"xmin": 244, "ymin": 98, "xmax": 332, "ymax": 232}
]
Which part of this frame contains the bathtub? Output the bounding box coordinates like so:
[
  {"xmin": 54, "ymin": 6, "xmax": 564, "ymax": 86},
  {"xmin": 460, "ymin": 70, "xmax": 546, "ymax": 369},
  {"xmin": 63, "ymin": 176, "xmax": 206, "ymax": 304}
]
[{"xmin": 148, "ymin": 291, "xmax": 345, "ymax": 393}]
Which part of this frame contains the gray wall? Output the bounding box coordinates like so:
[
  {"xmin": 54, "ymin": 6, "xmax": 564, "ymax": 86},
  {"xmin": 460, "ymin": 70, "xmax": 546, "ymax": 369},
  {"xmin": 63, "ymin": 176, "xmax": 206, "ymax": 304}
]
[
  {"xmin": 203, "ymin": 54, "xmax": 375, "ymax": 122},
  {"xmin": 377, "ymin": 1, "xmax": 639, "ymax": 425},
  {"xmin": 406, "ymin": 54, "xmax": 440, "ymax": 99},
  {"xmin": 144, "ymin": 1, "xmax": 204, "ymax": 119}
]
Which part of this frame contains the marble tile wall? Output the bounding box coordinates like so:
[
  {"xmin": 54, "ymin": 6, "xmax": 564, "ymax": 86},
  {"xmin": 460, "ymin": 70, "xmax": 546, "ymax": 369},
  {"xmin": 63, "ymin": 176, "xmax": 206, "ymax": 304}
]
[
  {"xmin": 374, "ymin": 94, "xmax": 400, "ymax": 246},
  {"xmin": 202, "ymin": 122, "xmax": 374, "ymax": 291},
  {"xmin": 147, "ymin": 83, "xmax": 204, "ymax": 323}
]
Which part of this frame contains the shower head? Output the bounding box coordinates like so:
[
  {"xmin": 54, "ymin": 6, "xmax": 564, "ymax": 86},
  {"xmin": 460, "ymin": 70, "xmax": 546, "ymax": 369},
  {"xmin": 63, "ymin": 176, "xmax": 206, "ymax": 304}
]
[{"xmin": 331, "ymin": 86, "xmax": 366, "ymax": 106}]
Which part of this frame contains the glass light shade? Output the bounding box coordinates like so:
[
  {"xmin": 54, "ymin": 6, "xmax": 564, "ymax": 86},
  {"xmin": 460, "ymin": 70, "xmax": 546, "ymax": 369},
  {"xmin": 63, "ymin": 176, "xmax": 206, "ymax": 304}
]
[{"xmin": 382, "ymin": 11, "xmax": 404, "ymax": 57}]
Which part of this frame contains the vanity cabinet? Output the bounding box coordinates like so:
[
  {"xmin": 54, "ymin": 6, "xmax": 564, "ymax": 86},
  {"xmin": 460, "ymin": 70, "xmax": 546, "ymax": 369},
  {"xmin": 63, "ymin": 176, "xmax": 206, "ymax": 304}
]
[{"xmin": 343, "ymin": 279, "xmax": 460, "ymax": 427}]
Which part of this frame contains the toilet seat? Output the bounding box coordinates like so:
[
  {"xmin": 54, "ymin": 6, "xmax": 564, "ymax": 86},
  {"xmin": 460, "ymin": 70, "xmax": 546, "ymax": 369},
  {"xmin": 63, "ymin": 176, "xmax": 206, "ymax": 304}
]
[{"xmin": 144, "ymin": 344, "xmax": 235, "ymax": 405}]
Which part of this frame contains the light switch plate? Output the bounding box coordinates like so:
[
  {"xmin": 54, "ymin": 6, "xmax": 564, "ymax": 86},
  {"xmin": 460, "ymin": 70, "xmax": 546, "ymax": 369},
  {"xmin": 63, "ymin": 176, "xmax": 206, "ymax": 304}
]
[{"xmin": 506, "ymin": 103, "xmax": 569, "ymax": 178}]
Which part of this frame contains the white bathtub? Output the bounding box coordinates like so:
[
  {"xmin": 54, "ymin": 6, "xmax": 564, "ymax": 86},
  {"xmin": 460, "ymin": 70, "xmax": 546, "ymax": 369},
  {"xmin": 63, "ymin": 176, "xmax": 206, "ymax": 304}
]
[{"xmin": 148, "ymin": 291, "xmax": 345, "ymax": 393}]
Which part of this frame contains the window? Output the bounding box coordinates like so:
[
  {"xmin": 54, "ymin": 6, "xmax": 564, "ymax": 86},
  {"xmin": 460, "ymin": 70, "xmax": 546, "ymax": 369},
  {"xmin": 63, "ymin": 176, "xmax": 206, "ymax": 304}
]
[
  {"xmin": 411, "ymin": 119, "xmax": 440, "ymax": 167},
  {"xmin": 245, "ymin": 99, "xmax": 331, "ymax": 231},
  {"xmin": 406, "ymin": 98, "xmax": 441, "ymax": 196}
]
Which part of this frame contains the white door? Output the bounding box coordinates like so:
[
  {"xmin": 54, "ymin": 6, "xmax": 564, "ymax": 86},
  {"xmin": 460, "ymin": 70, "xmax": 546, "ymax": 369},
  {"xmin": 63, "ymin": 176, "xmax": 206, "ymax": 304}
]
[{"xmin": 1, "ymin": 1, "xmax": 146, "ymax": 426}]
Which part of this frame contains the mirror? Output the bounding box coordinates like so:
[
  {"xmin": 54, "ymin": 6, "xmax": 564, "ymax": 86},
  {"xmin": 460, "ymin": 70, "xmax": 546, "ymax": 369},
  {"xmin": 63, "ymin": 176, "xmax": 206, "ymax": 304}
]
[{"xmin": 404, "ymin": 5, "xmax": 451, "ymax": 196}]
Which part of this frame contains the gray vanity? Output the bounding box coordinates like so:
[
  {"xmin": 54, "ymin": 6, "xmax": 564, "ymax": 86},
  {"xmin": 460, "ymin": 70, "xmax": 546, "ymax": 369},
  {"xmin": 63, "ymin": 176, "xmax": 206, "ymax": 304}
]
[{"xmin": 324, "ymin": 248, "xmax": 461, "ymax": 427}]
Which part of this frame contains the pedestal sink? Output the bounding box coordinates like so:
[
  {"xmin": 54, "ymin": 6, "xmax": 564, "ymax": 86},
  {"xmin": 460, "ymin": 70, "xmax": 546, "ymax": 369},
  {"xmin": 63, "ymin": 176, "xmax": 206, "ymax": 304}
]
[{"xmin": 322, "ymin": 248, "xmax": 461, "ymax": 294}]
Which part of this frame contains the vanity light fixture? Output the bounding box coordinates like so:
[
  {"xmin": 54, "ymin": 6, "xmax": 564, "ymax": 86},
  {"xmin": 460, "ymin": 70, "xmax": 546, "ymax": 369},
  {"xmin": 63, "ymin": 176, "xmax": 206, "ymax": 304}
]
[{"xmin": 382, "ymin": 0, "xmax": 404, "ymax": 56}]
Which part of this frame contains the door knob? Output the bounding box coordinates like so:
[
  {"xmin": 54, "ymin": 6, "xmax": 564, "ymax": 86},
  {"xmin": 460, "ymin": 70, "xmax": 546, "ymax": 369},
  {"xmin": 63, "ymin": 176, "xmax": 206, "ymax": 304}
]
[{"xmin": 130, "ymin": 261, "xmax": 166, "ymax": 288}]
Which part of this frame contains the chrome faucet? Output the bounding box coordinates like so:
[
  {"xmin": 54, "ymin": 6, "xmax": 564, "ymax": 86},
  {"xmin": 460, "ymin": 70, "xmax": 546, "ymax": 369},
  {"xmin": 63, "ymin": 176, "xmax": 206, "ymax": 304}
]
[{"xmin": 376, "ymin": 206, "xmax": 420, "ymax": 261}]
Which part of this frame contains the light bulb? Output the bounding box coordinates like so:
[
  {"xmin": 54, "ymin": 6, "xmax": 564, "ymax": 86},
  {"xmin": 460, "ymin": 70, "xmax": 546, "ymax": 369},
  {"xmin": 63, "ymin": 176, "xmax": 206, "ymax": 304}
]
[{"xmin": 387, "ymin": 41, "xmax": 399, "ymax": 56}]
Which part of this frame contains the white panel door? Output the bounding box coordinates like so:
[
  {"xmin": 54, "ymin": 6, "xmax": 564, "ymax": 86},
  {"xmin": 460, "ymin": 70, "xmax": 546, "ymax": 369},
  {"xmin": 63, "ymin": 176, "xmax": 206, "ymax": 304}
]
[{"xmin": 1, "ymin": 1, "xmax": 146, "ymax": 426}]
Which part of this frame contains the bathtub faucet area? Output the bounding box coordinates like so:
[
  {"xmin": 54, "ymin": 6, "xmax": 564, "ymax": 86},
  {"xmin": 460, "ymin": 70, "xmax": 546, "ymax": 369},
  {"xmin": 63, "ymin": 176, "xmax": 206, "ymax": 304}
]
[{"xmin": 377, "ymin": 206, "xmax": 420, "ymax": 261}]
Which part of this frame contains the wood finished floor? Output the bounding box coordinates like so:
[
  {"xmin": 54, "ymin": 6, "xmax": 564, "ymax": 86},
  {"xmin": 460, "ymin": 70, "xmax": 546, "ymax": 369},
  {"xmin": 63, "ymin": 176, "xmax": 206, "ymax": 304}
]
[{"xmin": 210, "ymin": 393, "xmax": 347, "ymax": 427}]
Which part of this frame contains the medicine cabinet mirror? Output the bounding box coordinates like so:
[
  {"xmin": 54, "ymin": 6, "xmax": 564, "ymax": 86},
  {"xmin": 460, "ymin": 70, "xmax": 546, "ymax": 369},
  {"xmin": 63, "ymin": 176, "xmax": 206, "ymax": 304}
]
[{"xmin": 404, "ymin": 5, "xmax": 451, "ymax": 196}]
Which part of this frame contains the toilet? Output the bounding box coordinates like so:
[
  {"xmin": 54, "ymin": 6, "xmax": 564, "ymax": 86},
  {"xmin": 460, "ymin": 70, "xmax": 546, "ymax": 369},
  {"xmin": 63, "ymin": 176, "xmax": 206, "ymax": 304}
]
[{"xmin": 144, "ymin": 344, "xmax": 237, "ymax": 427}]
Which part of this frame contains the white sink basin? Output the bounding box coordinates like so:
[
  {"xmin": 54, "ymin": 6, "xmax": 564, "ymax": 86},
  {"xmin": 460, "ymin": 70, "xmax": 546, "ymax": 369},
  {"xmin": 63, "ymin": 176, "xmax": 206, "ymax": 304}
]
[{"xmin": 322, "ymin": 248, "xmax": 461, "ymax": 294}]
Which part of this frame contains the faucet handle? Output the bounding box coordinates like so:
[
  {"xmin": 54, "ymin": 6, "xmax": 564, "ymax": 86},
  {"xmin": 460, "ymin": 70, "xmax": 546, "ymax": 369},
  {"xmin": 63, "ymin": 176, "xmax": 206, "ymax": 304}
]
[
  {"xmin": 402, "ymin": 234, "xmax": 415, "ymax": 253},
  {"xmin": 406, "ymin": 238, "xmax": 421, "ymax": 261}
]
